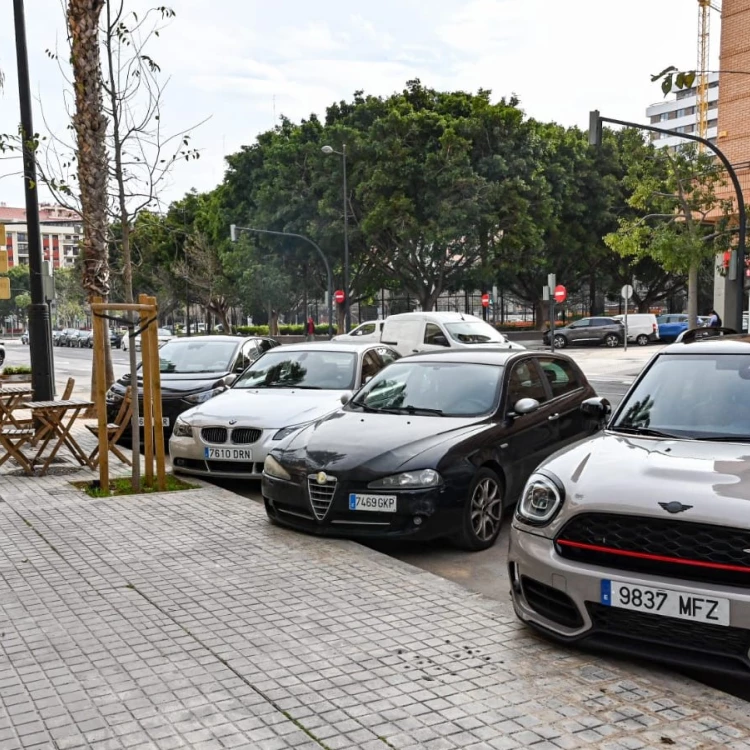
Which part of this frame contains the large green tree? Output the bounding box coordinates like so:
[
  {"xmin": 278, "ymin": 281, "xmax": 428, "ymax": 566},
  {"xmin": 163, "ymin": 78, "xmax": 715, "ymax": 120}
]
[{"xmin": 605, "ymin": 145, "xmax": 734, "ymax": 327}]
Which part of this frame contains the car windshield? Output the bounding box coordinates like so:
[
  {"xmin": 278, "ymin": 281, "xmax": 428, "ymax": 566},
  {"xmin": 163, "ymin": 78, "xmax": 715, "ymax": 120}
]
[
  {"xmin": 612, "ymin": 353, "xmax": 750, "ymax": 440},
  {"xmin": 444, "ymin": 321, "xmax": 506, "ymax": 344},
  {"xmin": 158, "ymin": 328, "xmax": 172, "ymax": 337},
  {"xmin": 234, "ymin": 349, "xmax": 357, "ymax": 390},
  {"xmin": 351, "ymin": 361, "xmax": 502, "ymax": 417},
  {"xmin": 157, "ymin": 339, "xmax": 237, "ymax": 374}
]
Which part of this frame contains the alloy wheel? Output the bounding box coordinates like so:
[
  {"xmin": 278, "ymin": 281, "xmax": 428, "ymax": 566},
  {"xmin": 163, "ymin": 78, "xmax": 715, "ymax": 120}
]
[
  {"xmin": 553, "ymin": 335, "xmax": 567, "ymax": 349},
  {"xmin": 470, "ymin": 477, "xmax": 502, "ymax": 542},
  {"xmin": 636, "ymin": 334, "xmax": 649, "ymax": 346},
  {"xmin": 604, "ymin": 333, "xmax": 619, "ymax": 347}
]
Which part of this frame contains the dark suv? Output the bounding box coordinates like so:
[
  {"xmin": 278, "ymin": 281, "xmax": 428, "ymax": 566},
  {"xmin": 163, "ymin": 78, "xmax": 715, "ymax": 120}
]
[{"xmin": 544, "ymin": 317, "xmax": 624, "ymax": 349}]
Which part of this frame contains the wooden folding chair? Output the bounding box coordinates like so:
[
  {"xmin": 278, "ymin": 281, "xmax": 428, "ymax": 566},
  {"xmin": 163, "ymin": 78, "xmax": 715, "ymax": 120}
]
[
  {"xmin": 0, "ymin": 426, "xmax": 36, "ymax": 475},
  {"xmin": 61, "ymin": 378, "xmax": 75, "ymax": 400},
  {"xmin": 86, "ymin": 388, "xmax": 133, "ymax": 469}
]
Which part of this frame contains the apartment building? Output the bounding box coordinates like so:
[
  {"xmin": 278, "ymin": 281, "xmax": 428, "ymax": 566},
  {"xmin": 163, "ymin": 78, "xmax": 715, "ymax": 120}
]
[
  {"xmin": 645, "ymin": 72, "xmax": 719, "ymax": 149},
  {"xmin": 0, "ymin": 203, "xmax": 83, "ymax": 269}
]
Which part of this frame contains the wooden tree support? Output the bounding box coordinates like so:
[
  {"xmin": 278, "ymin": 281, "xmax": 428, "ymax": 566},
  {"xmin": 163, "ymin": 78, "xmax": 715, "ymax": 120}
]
[{"xmin": 91, "ymin": 296, "xmax": 166, "ymax": 495}]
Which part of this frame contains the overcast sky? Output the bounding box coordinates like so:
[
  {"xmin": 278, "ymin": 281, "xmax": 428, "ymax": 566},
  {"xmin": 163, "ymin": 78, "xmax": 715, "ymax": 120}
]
[{"xmin": 0, "ymin": 0, "xmax": 720, "ymax": 209}]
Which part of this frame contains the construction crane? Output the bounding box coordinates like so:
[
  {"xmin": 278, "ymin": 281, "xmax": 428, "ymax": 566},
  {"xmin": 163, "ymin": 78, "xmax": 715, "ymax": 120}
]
[{"xmin": 696, "ymin": 0, "xmax": 721, "ymax": 151}]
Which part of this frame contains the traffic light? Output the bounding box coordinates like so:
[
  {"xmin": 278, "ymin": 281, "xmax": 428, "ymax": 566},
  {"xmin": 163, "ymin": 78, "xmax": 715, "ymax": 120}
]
[{"xmin": 588, "ymin": 110, "xmax": 602, "ymax": 147}]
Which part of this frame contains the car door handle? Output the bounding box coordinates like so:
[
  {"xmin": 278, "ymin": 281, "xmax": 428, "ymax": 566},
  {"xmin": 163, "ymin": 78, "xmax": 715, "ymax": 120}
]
[{"xmin": 548, "ymin": 413, "xmax": 560, "ymax": 421}]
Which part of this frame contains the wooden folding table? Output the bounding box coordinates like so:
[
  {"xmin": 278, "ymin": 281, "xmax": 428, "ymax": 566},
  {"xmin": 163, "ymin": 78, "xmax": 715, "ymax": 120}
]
[
  {"xmin": 25, "ymin": 399, "xmax": 94, "ymax": 474},
  {"xmin": 0, "ymin": 385, "xmax": 33, "ymax": 428}
]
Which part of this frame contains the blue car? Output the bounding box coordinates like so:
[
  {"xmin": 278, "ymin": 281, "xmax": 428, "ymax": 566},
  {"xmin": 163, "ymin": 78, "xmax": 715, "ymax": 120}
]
[{"xmin": 657, "ymin": 314, "xmax": 709, "ymax": 342}]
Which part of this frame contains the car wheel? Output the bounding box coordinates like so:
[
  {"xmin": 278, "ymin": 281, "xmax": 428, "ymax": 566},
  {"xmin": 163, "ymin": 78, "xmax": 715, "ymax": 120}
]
[
  {"xmin": 553, "ymin": 334, "xmax": 567, "ymax": 349},
  {"xmin": 636, "ymin": 334, "xmax": 649, "ymax": 346},
  {"xmin": 454, "ymin": 467, "xmax": 504, "ymax": 552},
  {"xmin": 604, "ymin": 333, "xmax": 620, "ymax": 347}
]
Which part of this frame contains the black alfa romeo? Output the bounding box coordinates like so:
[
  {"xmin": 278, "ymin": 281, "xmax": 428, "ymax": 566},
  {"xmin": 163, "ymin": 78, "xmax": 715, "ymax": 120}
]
[{"xmin": 262, "ymin": 349, "xmax": 607, "ymax": 550}]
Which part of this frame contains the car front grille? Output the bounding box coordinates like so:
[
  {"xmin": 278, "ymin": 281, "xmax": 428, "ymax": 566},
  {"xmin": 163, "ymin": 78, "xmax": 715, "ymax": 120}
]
[
  {"xmin": 201, "ymin": 427, "xmax": 228, "ymax": 444},
  {"xmin": 556, "ymin": 513, "xmax": 750, "ymax": 587},
  {"xmin": 586, "ymin": 602, "xmax": 750, "ymax": 660},
  {"xmin": 307, "ymin": 474, "xmax": 337, "ymax": 520},
  {"xmin": 520, "ymin": 576, "xmax": 583, "ymax": 629},
  {"xmin": 231, "ymin": 428, "xmax": 261, "ymax": 444}
]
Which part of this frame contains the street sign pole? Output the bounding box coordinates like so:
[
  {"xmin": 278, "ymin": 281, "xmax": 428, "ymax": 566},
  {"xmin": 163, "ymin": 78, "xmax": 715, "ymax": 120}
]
[
  {"xmin": 547, "ymin": 274, "xmax": 556, "ymax": 353},
  {"xmin": 621, "ymin": 284, "xmax": 633, "ymax": 352}
]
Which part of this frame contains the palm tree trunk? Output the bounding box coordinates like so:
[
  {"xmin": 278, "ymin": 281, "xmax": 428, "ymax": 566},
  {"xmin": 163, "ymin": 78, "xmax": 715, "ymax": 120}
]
[{"xmin": 67, "ymin": 0, "xmax": 113, "ymax": 398}]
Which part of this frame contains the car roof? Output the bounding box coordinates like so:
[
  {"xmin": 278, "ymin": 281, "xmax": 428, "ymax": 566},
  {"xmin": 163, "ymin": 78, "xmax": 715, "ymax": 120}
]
[
  {"xmin": 280, "ymin": 341, "xmax": 392, "ymax": 353},
  {"xmin": 400, "ymin": 348, "xmax": 564, "ymax": 366},
  {"xmin": 384, "ymin": 311, "xmax": 484, "ymax": 323},
  {"xmin": 163, "ymin": 335, "xmax": 244, "ymax": 344},
  {"xmin": 662, "ymin": 332, "xmax": 750, "ymax": 354}
]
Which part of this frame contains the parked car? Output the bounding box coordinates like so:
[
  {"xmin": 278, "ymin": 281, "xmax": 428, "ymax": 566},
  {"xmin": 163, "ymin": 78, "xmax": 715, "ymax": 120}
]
[
  {"xmin": 71, "ymin": 330, "xmax": 92, "ymax": 347},
  {"xmin": 0, "ymin": 341, "xmax": 4, "ymax": 367},
  {"xmin": 170, "ymin": 341, "xmax": 401, "ymax": 480},
  {"xmin": 262, "ymin": 349, "xmax": 601, "ymax": 550},
  {"xmin": 657, "ymin": 314, "xmax": 709, "ymax": 342},
  {"xmin": 121, "ymin": 327, "xmax": 175, "ymax": 351},
  {"xmin": 543, "ymin": 317, "xmax": 624, "ymax": 349},
  {"xmin": 509, "ymin": 331, "xmax": 750, "ymax": 674},
  {"xmin": 52, "ymin": 330, "xmax": 64, "ymax": 346},
  {"xmin": 380, "ymin": 312, "xmax": 524, "ymax": 358},
  {"xmin": 611, "ymin": 314, "xmax": 659, "ymax": 346},
  {"xmin": 57, "ymin": 328, "xmax": 79, "ymax": 346},
  {"xmin": 333, "ymin": 320, "xmax": 384, "ymax": 343},
  {"xmin": 107, "ymin": 335, "xmax": 280, "ymax": 439}
]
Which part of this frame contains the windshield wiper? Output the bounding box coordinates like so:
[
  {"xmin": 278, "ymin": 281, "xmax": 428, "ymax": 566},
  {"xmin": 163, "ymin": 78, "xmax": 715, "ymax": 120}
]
[
  {"xmin": 611, "ymin": 425, "xmax": 680, "ymax": 439},
  {"xmin": 389, "ymin": 405, "xmax": 444, "ymax": 416},
  {"xmin": 238, "ymin": 383, "xmax": 322, "ymax": 389},
  {"xmin": 349, "ymin": 398, "xmax": 384, "ymax": 413},
  {"xmin": 694, "ymin": 435, "xmax": 750, "ymax": 442}
]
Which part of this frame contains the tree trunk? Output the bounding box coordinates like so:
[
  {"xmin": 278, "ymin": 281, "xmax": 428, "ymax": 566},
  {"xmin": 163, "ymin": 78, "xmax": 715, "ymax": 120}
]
[
  {"xmin": 687, "ymin": 262, "xmax": 699, "ymax": 329},
  {"xmin": 535, "ymin": 298, "xmax": 546, "ymax": 331},
  {"xmin": 336, "ymin": 304, "xmax": 345, "ymax": 334},
  {"xmin": 68, "ymin": 0, "xmax": 112, "ymax": 400}
]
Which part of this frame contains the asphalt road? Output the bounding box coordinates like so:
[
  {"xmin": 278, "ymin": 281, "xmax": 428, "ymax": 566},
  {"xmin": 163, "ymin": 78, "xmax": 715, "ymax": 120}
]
[{"xmin": 5, "ymin": 341, "xmax": 748, "ymax": 699}]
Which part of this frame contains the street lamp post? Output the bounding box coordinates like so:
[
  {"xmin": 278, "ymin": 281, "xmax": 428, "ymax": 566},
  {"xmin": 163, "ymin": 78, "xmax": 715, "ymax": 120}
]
[
  {"xmin": 322, "ymin": 144, "xmax": 351, "ymax": 333},
  {"xmin": 229, "ymin": 225, "xmax": 334, "ymax": 338},
  {"xmin": 13, "ymin": 0, "xmax": 55, "ymax": 401},
  {"xmin": 589, "ymin": 110, "xmax": 746, "ymax": 332}
]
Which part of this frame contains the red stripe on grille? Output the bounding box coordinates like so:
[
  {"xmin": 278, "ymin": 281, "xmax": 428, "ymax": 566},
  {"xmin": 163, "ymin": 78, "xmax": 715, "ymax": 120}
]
[{"xmin": 556, "ymin": 539, "xmax": 750, "ymax": 574}]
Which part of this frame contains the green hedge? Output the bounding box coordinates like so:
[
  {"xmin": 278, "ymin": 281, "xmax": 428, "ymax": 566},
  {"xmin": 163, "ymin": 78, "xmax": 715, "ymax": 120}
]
[{"xmin": 235, "ymin": 324, "xmax": 338, "ymax": 336}]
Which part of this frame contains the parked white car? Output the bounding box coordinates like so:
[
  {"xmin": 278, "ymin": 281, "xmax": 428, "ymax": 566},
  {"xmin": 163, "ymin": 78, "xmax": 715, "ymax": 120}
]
[
  {"xmin": 612, "ymin": 313, "xmax": 660, "ymax": 346},
  {"xmin": 332, "ymin": 320, "xmax": 384, "ymax": 343},
  {"xmin": 169, "ymin": 341, "xmax": 401, "ymax": 479},
  {"xmin": 121, "ymin": 327, "xmax": 174, "ymax": 351},
  {"xmin": 380, "ymin": 311, "xmax": 524, "ymax": 358}
]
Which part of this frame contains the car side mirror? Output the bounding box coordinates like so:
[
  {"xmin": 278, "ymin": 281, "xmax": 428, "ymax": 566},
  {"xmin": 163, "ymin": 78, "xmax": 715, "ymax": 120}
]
[
  {"xmin": 581, "ymin": 396, "xmax": 611, "ymax": 421},
  {"xmin": 512, "ymin": 398, "xmax": 540, "ymax": 416},
  {"xmin": 433, "ymin": 335, "xmax": 449, "ymax": 347},
  {"xmin": 224, "ymin": 374, "xmax": 238, "ymax": 386},
  {"xmin": 363, "ymin": 375, "xmax": 373, "ymax": 384},
  {"xmin": 340, "ymin": 391, "xmax": 353, "ymax": 405}
]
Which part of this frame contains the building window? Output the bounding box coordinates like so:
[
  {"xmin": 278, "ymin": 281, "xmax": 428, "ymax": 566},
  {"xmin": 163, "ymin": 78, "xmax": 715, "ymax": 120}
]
[
  {"xmin": 16, "ymin": 233, "xmax": 27, "ymax": 242},
  {"xmin": 660, "ymin": 113, "xmax": 670, "ymax": 122}
]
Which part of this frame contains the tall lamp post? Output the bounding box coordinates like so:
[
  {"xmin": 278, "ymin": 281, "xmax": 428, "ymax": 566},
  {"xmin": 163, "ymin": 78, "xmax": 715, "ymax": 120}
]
[
  {"xmin": 13, "ymin": 0, "xmax": 55, "ymax": 400},
  {"xmin": 589, "ymin": 110, "xmax": 746, "ymax": 332},
  {"xmin": 229, "ymin": 225, "xmax": 334, "ymax": 338},
  {"xmin": 321, "ymin": 144, "xmax": 351, "ymax": 333}
]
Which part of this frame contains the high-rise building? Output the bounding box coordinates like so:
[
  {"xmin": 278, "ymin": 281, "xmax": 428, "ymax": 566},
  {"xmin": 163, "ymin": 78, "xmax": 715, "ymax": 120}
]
[
  {"xmin": 645, "ymin": 72, "xmax": 719, "ymax": 149},
  {"xmin": 0, "ymin": 203, "xmax": 83, "ymax": 269}
]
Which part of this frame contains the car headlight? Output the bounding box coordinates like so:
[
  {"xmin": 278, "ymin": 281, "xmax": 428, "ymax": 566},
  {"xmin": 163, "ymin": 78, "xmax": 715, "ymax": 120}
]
[
  {"xmin": 106, "ymin": 387, "xmax": 123, "ymax": 404},
  {"xmin": 263, "ymin": 455, "xmax": 291, "ymax": 481},
  {"xmin": 172, "ymin": 418, "xmax": 193, "ymax": 438},
  {"xmin": 272, "ymin": 421, "xmax": 312, "ymax": 441},
  {"xmin": 516, "ymin": 472, "xmax": 565, "ymax": 526},
  {"xmin": 368, "ymin": 469, "xmax": 442, "ymax": 489},
  {"xmin": 183, "ymin": 386, "xmax": 227, "ymax": 405}
]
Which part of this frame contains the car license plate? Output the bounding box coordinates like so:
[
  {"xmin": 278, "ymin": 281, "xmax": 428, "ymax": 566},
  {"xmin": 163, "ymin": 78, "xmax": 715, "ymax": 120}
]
[
  {"xmin": 601, "ymin": 580, "xmax": 729, "ymax": 626},
  {"xmin": 348, "ymin": 494, "xmax": 397, "ymax": 512},
  {"xmin": 138, "ymin": 417, "xmax": 170, "ymax": 427},
  {"xmin": 204, "ymin": 447, "xmax": 252, "ymax": 461}
]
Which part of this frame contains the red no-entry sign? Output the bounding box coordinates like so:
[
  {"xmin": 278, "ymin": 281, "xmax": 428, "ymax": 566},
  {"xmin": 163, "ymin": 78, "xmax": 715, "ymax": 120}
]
[
  {"xmin": 334, "ymin": 289, "xmax": 346, "ymax": 304},
  {"xmin": 553, "ymin": 285, "xmax": 567, "ymax": 303},
  {"xmin": 481, "ymin": 293, "xmax": 490, "ymax": 308}
]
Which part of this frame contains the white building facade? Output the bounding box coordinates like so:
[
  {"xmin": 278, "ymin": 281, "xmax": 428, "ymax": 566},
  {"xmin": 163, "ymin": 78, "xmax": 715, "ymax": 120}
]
[{"xmin": 645, "ymin": 72, "xmax": 719, "ymax": 149}]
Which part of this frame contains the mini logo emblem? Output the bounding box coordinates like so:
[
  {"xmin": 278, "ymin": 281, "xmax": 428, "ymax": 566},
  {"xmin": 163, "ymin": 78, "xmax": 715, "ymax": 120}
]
[
  {"xmin": 316, "ymin": 472, "xmax": 328, "ymax": 485},
  {"xmin": 658, "ymin": 501, "xmax": 693, "ymax": 514},
  {"xmin": 228, "ymin": 419, "xmax": 237, "ymax": 425}
]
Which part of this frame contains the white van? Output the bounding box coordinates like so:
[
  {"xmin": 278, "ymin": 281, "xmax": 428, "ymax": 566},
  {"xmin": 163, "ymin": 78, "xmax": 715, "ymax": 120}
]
[
  {"xmin": 380, "ymin": 312, "xmax": 525, "ymax": 357},
  {"xmin": 612, "ymin": 314, "xmax": 659, "ymax": 346}
]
